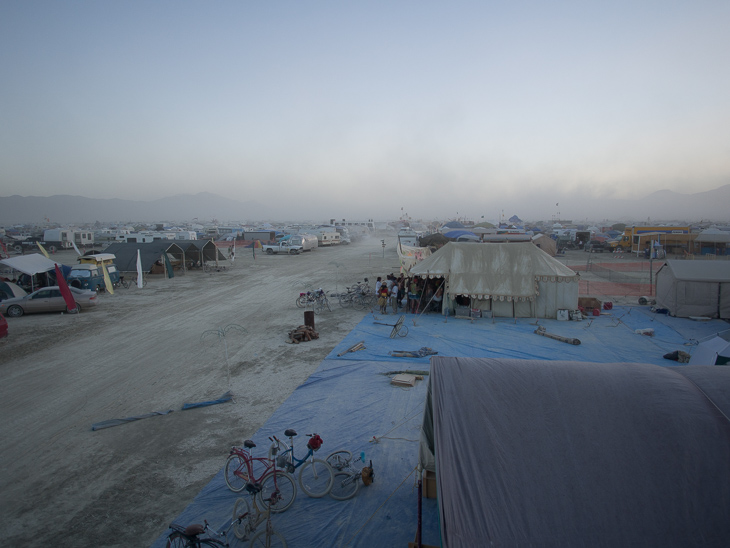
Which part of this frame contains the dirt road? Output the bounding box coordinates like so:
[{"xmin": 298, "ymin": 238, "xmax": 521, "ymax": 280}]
[{"xmin": 1, "ymin": 236, "xmax": 399, "ymax": 547}]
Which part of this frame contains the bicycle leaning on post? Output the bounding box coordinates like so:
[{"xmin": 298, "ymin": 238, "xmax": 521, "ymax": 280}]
[{"xmin": 269, "ymin": 429, "xmax": 335, "ymax": 497}]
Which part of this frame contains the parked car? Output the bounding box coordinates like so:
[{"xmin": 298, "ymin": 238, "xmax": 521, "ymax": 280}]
[
  {"xmin": 0, "ymin": 313, "xmax": 7, "ymax": 338},
  {"xmin": 0, "ymin": 286, "xmax": 98, "ymax": 317},
  {"xmin": 585, "ymin": 240, "xmax": 607, "ymax": 253}
]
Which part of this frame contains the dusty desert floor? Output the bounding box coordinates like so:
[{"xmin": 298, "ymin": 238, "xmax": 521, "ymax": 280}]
[
  {"xmin": 0, "ymin": 235, "xmax": 654, "ymax": 547},
  {"xmin": 1, "ymin": 235, "xmax": 401, "ymax": 547}
]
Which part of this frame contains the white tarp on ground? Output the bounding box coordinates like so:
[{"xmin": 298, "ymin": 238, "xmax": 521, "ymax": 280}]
[
  {"xmin": 420, "ymin": 357, "xmax": 730, "ymax": 547},
  {"xmin": 0, "ymin": 253, "xmax": 59, "ymax": 276},
  {"xmin": 409, "ymin": 242, "xmax": 579, "ymax": 318},
  {"xmin": 656, "ymin": 260, "xmax": 730, "ymax": 319}
]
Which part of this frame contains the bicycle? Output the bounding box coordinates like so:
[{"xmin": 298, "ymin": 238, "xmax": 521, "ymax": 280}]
[
  {"xmin": 232, "ymin": 487, "xmax": 288, "ymax": 547},
  {"xmin": 269, "ymin": 429, "xmax": 335, "ymax": 498},
  {"xmin": 224, "ymin": 439, "xmax": 297, "ymax": 513},
  {"xmin": 325, "ymin": 450, "xmax": 375, "ymax": 500},
  {"xmin": 337, "ymin": 279, "xmax": 372, "ymax": 309},
  {"xmin": 119, "ymin": 274, "xmax": 147, "ymax": 288},
  {"xmin": 296, "ymin": 288, "xmax": 330, "ymax": 314},
  {"xmin": 165, "ymin": 520, "xmax": 228, "ymax": 547},
  {"xmin": 314, "ymin": 290, "xmax": 331, "ymax": 314}
]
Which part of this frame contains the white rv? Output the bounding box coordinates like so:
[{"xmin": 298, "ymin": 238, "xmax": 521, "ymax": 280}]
[{"xmin": 317, "ymin": 232, "xmax": 341, "ymax": 246}]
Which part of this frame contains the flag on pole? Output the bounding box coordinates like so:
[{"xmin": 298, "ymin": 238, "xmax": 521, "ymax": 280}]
[
  {"xmin": 136, "ymin": 249, "xmax": 144, "ymax": 288},
  {"xmin": 37, "ymin": 242, "xmax": 50, "ymax": 258},
  {"xmin": 72, "ymin": 241, "xmax": 82, "ymax": 255},
  {"xmin": 102, "ymin": 263, "xmax": 115, "ymax": 294},
  {"xmin": 55, "ymin": 264, "xmax": 77, "ymax": 312},
  {"xmin": 163, "ymin": 252, "xmax": 174, "ymax": 279}
]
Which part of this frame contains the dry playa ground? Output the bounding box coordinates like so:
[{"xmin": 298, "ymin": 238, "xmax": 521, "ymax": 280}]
[{"xmin": 1, "ymin": 237, "xmax": 399, "ymax": 548}]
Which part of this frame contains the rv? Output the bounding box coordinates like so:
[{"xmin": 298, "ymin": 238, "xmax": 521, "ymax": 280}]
[
  {"xmin": 116, "ymin": 233, "xmax": 156, "ymax": 243},
  {"xmin": 317, "ymin": 232, "xmax": 341, "ymax": 246}
]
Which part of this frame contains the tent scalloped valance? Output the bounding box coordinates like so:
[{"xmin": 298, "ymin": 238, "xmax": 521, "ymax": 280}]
[
  {"xmin": 450, "ymin": 293, "xmax": 535, "ymax": 302},
  {"xmin": 421, "ymin": 274, "xmax": 577, "ymax": 283}
]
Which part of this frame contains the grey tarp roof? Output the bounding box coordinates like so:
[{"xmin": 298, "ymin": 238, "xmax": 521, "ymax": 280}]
[
  {"xmin": 420, "ymin": 357, "xmax": 730, "ymax": 547},
  {"xmin": 102, "ymin": 242, "xmax": 185, "ymax": 272},
  {"xmin": 103, "ymin": 240, "xmax": 225, "ymax": 272},
  {"xmin": 695, "ymin": 229, "xmax": 730, "ymax": 243},
  {"xmin": 0, "ymin": 253, "xmax": 60, "ymax": 275},
  {"xmin": 657, "ymin": 260, "xmax": 730, "ymax": 282},
  {"xmin": 409, "ymin": 242, "xmax": 577, "ymax": 300}
]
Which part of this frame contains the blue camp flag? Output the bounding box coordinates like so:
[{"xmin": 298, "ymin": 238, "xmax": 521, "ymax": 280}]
[{"xmin": 163, "ymin": 252, "xmax": 174, "ymax": 279}]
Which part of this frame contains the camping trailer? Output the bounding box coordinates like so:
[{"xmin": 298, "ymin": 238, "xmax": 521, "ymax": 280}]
[{"xmin": 289, "ymin": 234, "xmax": 318, "ymax": 251}]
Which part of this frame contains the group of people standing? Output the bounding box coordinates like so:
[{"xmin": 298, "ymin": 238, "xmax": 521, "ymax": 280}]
[{"xmin": 374, "ymin": 274, "xmax": 444, "ymax": 315}]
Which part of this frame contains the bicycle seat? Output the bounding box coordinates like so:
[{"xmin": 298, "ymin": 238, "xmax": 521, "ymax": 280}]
[
  {"xmin": 243, "ymin": 440, "xmax": 256, "ymax": 449},
  {"xmin": 285, "ymin": 428, "xmax": 297, "ymax": 437},
  {"xmin": 184, "ymin": 524, "xmax": 205, "ymax": 537}
]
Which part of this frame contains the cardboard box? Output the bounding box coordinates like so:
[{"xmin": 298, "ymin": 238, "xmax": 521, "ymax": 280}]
[
  {"xmin": 454, "ymin": 306, "xmax": 470, "ymax": 318},
  {"xmin": 578, "ymin": 297, "xmax": 601, "ymax": 311},
  {"xmin": 423, "ymin": 470, "xmax": 437, "ymax": 499}
]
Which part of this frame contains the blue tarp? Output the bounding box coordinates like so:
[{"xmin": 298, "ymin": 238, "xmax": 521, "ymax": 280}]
[{"xmin": 151, "ymin": 307, "xmax": 727, "ymax": 547}]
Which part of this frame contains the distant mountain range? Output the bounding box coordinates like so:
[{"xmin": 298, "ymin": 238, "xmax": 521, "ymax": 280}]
[
  {"xmin": 0, "ymin": 185, "xmax": 728, "ymax": 225},
  {"xmin": 0, "ymin": 192, "xmax": 270, "ymax": 226}
]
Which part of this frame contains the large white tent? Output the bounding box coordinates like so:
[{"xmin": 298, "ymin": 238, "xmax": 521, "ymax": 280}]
[{"xmin": 409, "ymin": 242, "xmax": 579, "ymax": 318}]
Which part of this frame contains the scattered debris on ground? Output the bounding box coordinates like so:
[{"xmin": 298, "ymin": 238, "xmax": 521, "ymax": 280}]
[{"xmin": 288, "ymin": 325, "xmax": 319, "ymax": 344}]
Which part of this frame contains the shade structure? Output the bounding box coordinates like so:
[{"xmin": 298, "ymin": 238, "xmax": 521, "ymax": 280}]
[{"xmin": 420, "ymin": 357, "xmax": 730, "ymax": 547}]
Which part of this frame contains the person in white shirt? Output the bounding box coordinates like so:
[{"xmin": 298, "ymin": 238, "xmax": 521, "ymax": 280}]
[{"xmin": 390, "ymin": 282, "xmax": 399, "ymax": 313}]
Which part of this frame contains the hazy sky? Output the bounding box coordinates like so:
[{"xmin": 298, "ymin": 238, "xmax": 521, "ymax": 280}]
[{"xmin": 1, "ymin": 1, "xmax": 729, "ymax": 222}]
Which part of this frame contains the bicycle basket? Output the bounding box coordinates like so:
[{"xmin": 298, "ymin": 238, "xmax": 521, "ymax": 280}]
[
  {"xmin": 362, "ymin": 464, "xmax": 374, "ymax": 486},
  {"xmin": 307, "ymin": 434, "xmax": 323, "ymax": 451}
]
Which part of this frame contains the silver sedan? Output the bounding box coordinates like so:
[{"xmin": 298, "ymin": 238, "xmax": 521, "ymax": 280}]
[{"xmin": 0, "ymin": 286, "xmax": 98, "ymax": 317}]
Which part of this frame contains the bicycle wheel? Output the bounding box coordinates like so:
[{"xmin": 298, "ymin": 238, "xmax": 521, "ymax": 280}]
[
  {"xmin": 338, "ymin": 293, "xmax": 352, "ymax": 308},
  {"xmin": 165, "ymin": 533, "xmax": 189, "ymax": 548},
  {"xmin": 295, "ymin": 295, "xmax": 306, "ymax": 308},
  {"xmin": 224, "ymin": 454, "xmax": 248, "ymax": 492},
  {"xmin": 259, "ymin": 470, "xmax": 297, "ymax": 513},
  {"xmin": 325, "ymin": 450, "xmax": 352, "ymax": 471},
  {"xmin": 330, "ymin": 472, "xmax": 359, "ymax": 501},
  {"xmin": 352, "ymin": 295, "xmax": 366, "ymax": 311},
  {"xmin": 250, "ymin": 527, "xmax": 288, "ymax": 548},
  {"xmin": 298, "ymin": 458, "xmax": 334, "ymax": 498},
  {"xmin": 231, "ymin": 496, "xmax": 253, "ymax": 540}
]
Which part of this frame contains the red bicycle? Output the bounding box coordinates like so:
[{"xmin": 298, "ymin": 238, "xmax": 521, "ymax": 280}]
[{"xmin": 224, "ymin": 438, "xmax": 296, "ymax": 512}]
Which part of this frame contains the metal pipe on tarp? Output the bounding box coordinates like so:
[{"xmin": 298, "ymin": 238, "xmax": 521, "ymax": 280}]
[{"xmin": 534, "ymin": 325, "xmax": 581, "ymax": 345}]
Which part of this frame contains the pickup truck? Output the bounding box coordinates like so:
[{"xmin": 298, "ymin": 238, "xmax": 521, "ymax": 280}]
[{"xmin": 262, "ymin": 241, "xmax": 303, "ymax": 255}]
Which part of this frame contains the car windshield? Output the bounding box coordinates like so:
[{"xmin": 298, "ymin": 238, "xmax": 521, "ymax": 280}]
[{"xmin": 69, "ymin": 270, "xmax": 91, "ymax": 278}]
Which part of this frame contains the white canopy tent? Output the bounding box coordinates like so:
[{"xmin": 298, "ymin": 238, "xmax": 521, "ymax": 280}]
[
  {"xmin": 0, "ymin": 254, "xmax": 59, "ymax": 276},
  {"xmin": 409, "ymin": 242, "xmax": 579, "ymax": 318},
  {"xmin": 0, "ymin": 254, "xmax": 62, "ymax": 291}
]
